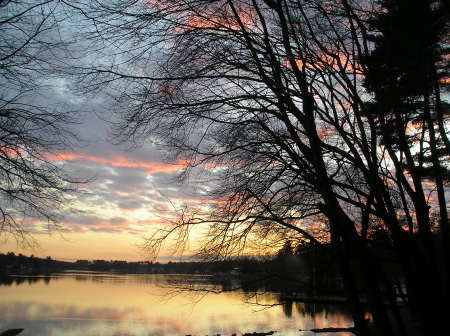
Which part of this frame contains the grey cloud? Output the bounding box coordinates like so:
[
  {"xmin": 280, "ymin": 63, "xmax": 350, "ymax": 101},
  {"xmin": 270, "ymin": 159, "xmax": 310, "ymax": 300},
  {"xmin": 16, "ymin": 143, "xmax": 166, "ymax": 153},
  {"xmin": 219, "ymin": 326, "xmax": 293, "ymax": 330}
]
[
  {"xmin": 107, "ymin": 166, "xmax": 150, "ymax": 192},
  {"xmin": 117, "ymin": 199, "xmax": 144, "ymax": 210}
]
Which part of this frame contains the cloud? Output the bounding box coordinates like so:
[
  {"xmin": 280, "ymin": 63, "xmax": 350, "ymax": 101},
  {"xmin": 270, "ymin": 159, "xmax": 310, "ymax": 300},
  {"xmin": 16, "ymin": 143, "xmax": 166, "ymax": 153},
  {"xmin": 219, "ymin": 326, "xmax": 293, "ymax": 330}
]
[
  {"xmin": 55, "ymin": 214, "xmax": 134, "ymax": 234},
  {"xmin": 117, "ymin": 199, "xmax": 144, "ymax": 210},
  {"xmin": 46, "ymin": 151, "xmax": 186, "ymax": 174}
]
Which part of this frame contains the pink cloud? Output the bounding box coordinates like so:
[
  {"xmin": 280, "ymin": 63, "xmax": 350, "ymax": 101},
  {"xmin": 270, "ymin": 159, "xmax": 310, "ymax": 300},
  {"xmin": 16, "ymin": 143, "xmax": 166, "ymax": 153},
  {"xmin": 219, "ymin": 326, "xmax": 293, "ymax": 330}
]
[{"xmin": 46, "ymin": 152, "xmax": 186, "ymax": 174}]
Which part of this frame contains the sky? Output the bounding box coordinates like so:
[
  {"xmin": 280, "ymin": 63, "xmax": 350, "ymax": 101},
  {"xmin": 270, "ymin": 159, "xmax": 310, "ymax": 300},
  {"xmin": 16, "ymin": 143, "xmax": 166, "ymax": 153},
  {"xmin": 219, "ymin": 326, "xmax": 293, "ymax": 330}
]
[
  {"xmin": 1, "ymin": 77, "xmax": 206, "ymax": 262},
  {"xmin": 0, "ymin": 1, "xmax": 222, "ymax": 262},
  {"xmin": 3, "ymin": 103, "xmax": 209, "ymax": 261},
  {"xmin": 0, "ymin": 1, "xmax": 192, "ymax": 261}
]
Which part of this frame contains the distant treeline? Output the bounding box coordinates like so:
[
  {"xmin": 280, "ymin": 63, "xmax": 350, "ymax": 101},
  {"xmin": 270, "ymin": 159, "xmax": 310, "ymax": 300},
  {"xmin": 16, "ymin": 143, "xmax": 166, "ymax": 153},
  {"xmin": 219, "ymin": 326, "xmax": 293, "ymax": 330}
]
[
  {"xmin": 72, "ymin": 257, "xmax": 264, "ymax": 274},
  {"xmin": 0, "ymin": 243, "xmax": 345, "ymax": 293},
  {"xmin": 0, "ymin": 252, "xmax": 73, "ymax": 276}
]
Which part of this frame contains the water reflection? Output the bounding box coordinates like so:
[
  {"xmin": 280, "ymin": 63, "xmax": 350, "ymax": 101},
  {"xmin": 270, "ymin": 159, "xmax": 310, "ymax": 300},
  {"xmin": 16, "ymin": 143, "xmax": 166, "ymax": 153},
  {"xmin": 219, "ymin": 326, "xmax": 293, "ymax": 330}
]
[
  {"xmin": 0, "ymin": 273, "xmax": 354, "ymax": 336},
  {"xmin": 0, "ymin": 275, "xmax": 51, "ymax": 287}
]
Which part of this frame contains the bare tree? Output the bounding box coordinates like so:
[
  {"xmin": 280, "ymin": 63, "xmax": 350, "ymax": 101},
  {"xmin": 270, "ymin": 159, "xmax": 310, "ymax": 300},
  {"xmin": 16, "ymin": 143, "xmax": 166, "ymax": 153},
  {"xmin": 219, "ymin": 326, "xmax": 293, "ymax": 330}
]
[
  {"xmin": 74, "ymin": 1, "xmax": 449, "ymax": 335},
  {"xmin": 0, "ymin": 0, "xmax": 82, "ymax": 243}
]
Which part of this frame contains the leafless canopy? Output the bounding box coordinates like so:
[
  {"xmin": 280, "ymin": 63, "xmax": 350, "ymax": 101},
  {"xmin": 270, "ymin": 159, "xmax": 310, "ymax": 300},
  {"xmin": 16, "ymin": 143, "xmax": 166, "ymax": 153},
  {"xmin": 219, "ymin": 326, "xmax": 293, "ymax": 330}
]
[
  {"xmin": 74, "ymin": 1, "xmax": 449, "ymax": 333},
  {"xmin": 74, "ymin": 0, "xmax": 447, "ymax": 252},
  {"xmin": 0, "ymin": 0, "xmax": 81, "ymax": 243}
]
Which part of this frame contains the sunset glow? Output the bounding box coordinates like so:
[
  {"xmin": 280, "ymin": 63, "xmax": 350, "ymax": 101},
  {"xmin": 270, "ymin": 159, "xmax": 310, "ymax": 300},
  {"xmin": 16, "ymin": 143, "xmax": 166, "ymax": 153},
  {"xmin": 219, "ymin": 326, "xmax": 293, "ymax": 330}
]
[{"xmin": 46, "ymin": 152, "xmax": 187, "ymax": 174}]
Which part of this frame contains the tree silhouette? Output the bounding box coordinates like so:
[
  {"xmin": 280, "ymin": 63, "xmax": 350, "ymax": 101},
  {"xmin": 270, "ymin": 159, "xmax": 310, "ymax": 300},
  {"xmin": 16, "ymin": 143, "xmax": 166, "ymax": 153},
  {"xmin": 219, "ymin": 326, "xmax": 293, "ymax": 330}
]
[
  {"xmin": 73, "ymin": 1, "xmax": 449, "ymax": 334},
  {"xmin": 361, "ymin": 1, "xmax": 449, "ymax": 333}
]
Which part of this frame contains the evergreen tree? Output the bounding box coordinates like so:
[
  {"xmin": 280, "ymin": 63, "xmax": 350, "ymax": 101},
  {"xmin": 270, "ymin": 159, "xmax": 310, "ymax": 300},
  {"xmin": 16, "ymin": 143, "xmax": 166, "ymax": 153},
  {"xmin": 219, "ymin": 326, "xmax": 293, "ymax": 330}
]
[
  {"xmin": 361, "ymin": 1, "xmax": 450, "ymax": 333},
  {"xmin": 362, "ymin": 0, "xmax": 449, "ymax": 180}
]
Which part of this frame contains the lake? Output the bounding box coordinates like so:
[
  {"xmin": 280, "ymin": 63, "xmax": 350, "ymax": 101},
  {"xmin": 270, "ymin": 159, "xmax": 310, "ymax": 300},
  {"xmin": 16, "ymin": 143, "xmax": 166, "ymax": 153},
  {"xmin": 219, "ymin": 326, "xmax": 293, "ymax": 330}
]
[{"xmin": 0, "ymin": 272, "xmax": 354, "ymax": 336}]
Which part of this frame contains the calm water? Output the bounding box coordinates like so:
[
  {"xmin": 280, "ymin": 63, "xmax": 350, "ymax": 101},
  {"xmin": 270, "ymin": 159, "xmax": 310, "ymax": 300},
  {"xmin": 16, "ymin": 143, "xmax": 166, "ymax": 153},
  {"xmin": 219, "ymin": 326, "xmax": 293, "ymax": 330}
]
[{"xmin": 0, "ymin": 272, "xmax": 354, "ymax": 336}]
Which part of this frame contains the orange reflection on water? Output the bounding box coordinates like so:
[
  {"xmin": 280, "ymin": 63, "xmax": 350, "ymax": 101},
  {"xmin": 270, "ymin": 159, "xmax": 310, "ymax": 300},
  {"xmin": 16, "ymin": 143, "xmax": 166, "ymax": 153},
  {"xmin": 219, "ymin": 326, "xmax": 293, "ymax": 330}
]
[{"xmin": 0, "ymin": 273, "xmax": 354, "ymax": 336}]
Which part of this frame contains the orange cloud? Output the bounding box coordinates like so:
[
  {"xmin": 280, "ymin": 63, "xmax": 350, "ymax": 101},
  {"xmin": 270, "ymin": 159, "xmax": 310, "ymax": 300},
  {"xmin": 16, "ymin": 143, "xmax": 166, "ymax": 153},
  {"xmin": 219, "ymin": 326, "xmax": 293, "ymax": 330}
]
[
  {"xmin": 181, "ymin": 7, "xmax": 254, "ymax": 32},
  {"xmin": 316, "ymin": 125, "xmax": 335, "ymax": 140},
  {"xmin": 285, "ymin": 52, "xmax": 358, "ymax": 74},
  {"xmin": 46, "ymin": 152, "xmax": 187, "ymax": 174},
  {"xmin": 146, "ymin": 0, "xmax": 254, "ymax": 32},
  {"xmin": 0, "ymin": 145, "xmax": 23, "ymax": 158}
]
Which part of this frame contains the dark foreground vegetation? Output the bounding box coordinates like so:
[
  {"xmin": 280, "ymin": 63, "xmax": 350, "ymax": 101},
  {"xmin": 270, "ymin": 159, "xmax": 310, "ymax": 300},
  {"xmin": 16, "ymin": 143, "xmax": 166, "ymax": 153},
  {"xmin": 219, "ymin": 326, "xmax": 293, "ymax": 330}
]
[{"xmin": 0, "ymin": 329, "xmax": 24, "ymax": 336}]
